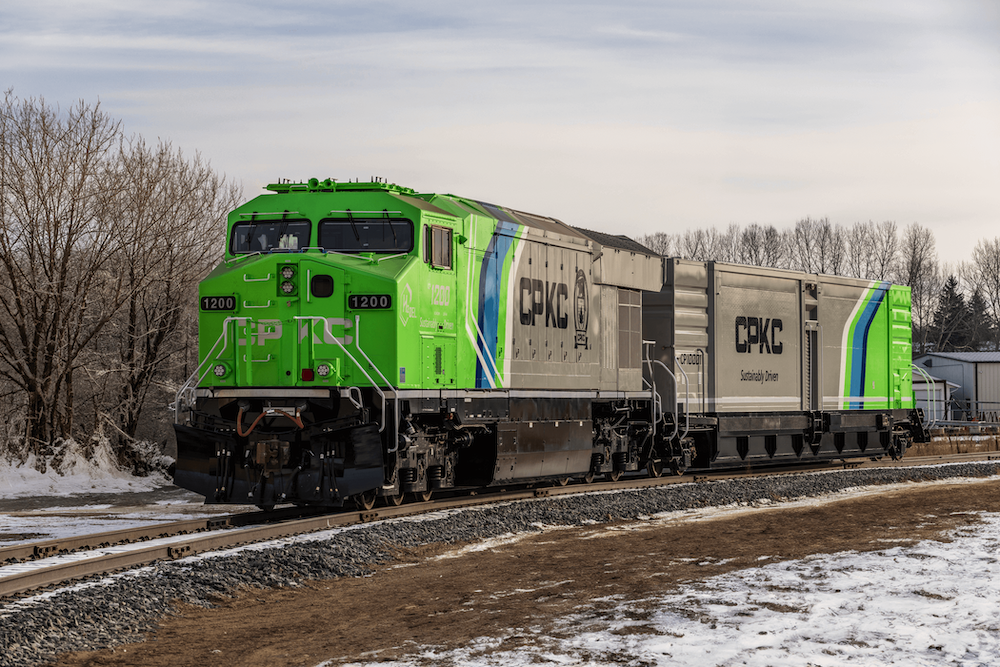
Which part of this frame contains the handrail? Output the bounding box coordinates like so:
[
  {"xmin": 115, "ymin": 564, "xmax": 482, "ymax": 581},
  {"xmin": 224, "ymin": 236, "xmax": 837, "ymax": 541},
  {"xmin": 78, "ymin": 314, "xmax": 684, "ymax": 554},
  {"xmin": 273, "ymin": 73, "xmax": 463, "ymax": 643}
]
[
  {"xmin": 911, "ymin": 363, "xmax": 938, "ymax": 427},
  {"xmin": 652, "ymin": 361, "xmax": 675, "ymax": 440},
  {"xmin": 237, "ymin": 210, "xmax": 305, "ymax": 218},
  {"xmin": 294, "ymin": 316, "xmax": 387, "ymax": 433},
  {"xmin": 673, "ymin": 359, "xmax": 691, "ymax": 442},
  {"xmin": 641, "ymin": 341, "xmax": 691, "ymax": 443},
  {"xmin": 321, "ymin": 250, "xmax": 379, "ymax": 263},
  {"xmin": 173, "ymin": 317, "xmax": 242, "ymax": 423},
  {"xmin": 354, "ymin": 315, "xmax": 396, "ymax": 437},
  {"xmin": 327, "ymin": 209, "xmax": 404, "ymax": 215},
  {"xmin": 818, "ymin": 325, "xmax": 825, "ymax": 412},
  {"xmin": 346, "ymin": 387, "xmax": 364, "ymax": 410},
  {"xmin": 642, "ymin": 340, "xmax": 659, "ymax": 439},
  {"xmin": 242, "ymin": 354, "xmax": 273, "ymax": 363},
  {"xmin": 653, "ymin": 358, "xmax": 690, "ymax": 442},
  {"xmin": 697, "ymin": 348, "xmax": 707, "ymax": 413}
]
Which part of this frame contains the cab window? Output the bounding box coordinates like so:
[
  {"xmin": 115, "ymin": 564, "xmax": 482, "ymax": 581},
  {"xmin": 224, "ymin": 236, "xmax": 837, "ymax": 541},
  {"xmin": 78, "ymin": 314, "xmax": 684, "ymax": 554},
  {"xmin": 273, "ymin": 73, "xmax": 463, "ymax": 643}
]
[
  {"xmin": 425, "ymin": 226, "xmax": 452, "ymax": 269},
  {"xmin": 318, "ymin": 218, "xmax": 413, "ymax": 253},
  {"xmin": 230, "ymin": 220, "xmax": 311, "ymax": 254}
]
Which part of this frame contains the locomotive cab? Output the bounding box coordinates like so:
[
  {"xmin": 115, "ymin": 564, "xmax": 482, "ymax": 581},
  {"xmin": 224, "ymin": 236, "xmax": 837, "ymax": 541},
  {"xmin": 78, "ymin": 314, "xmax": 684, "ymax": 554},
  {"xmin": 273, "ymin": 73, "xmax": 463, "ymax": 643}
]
[{"xmin": 174, "ymin": 179, "xmax": 456, "ymax": 509}]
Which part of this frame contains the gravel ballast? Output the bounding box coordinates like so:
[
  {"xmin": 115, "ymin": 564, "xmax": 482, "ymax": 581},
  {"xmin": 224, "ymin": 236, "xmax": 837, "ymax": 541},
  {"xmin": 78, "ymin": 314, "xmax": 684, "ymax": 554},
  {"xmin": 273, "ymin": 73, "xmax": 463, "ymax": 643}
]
[{"xmin": 2, "ymin": 461, "xmax": 999, "ymax": 666}]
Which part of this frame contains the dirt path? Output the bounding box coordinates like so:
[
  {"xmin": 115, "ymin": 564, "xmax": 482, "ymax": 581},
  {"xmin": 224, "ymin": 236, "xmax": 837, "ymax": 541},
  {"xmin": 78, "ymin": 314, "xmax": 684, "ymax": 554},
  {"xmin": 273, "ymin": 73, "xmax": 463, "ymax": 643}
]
[{"xmin": 50, "ymin": 478, "xmax": 1000, "ymax": 666}]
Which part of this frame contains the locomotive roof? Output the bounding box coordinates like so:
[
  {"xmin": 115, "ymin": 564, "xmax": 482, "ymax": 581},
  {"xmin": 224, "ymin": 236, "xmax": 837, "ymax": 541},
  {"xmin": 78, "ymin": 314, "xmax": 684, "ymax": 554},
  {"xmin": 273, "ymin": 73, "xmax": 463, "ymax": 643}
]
[
  {"xmin": 468, "ymin": 202, "xmax": 657, "ymax": 258},
  {"xmin": 572, "ymin": 227, "xmax": 658, "ymax": 256},
  {"xmin": 260, "ymin": 180, "xmax": 652, "ymax": 256},
  {"xmin": 469, "ymin": 199, "xmax": 586, "ymax": 241}
]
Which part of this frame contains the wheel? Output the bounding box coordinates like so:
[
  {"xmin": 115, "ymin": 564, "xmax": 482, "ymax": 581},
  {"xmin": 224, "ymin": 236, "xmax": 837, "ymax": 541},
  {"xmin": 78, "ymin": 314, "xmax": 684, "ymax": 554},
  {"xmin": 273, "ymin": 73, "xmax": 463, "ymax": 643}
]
[
  {"xmin": 256, "ymin": 504, "xmax": 275, "ymax": 512},
  {"xmin": 384, "ymin": 492, "xmax": 404, "ymax": 507},
  {"xmin": 412, "ymin": 489, "xmax": 433, "ymax": 503},
  {"xmin": 557, "ymin": 477, "xmax": 570, "ymax": 486},
  {"xmin": 353, "ymin": 490, "xmax": 377, "ymax": 511},
  {"xmin": 646, "ymin": 459, "xmax": 664, "ymax": 478},
  {"xmin": 606, "ymin": 470, "xmax": 623, "ymax": 482},
  {"xmin": 583, "ymin": 471, "xmax": 596, "ymax": 484}
]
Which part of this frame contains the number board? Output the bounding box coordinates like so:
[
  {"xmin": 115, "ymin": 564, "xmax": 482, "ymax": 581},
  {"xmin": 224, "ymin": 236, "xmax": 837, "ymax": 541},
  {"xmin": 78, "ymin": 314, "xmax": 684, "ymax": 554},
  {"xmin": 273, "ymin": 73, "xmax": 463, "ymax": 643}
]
[
  {"xmin": 201, "ymin": 296, "xmax": 237, "ymax": 311},
  {"xmin": 349, "ymin": 294, "xmax": 392, "ymax": 309}
]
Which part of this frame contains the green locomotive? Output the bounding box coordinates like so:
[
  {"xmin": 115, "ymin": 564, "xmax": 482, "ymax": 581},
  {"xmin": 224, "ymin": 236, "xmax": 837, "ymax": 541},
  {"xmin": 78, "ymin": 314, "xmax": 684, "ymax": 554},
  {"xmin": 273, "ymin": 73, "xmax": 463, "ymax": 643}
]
[{"xmin": 173, "ymin": 179, "xmax": 926, "ymax": 509}]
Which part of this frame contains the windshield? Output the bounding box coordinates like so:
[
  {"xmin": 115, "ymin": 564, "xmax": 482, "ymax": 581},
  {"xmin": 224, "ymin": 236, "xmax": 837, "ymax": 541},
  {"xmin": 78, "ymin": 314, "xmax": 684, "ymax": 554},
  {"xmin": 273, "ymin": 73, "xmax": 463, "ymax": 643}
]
[
  {"xmin": 318, "ymin": 218, "xmax": 413, "ymax": 253},
  {"xmin": 230, "ymin": 220, "xmax": 311, "ymax": 254}
]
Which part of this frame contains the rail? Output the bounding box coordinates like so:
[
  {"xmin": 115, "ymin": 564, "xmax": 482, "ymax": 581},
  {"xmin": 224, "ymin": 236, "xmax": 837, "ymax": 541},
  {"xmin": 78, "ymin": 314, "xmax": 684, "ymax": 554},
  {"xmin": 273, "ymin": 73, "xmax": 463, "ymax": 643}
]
[{"xmin": 5, "ymin": 452, "xmax": 996, "ymax": 601}]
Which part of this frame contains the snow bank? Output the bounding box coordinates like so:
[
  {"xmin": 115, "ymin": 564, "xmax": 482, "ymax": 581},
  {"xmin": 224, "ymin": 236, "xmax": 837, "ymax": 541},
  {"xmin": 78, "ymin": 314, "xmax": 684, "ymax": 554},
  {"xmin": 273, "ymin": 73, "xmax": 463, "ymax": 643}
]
[{"xmin": 0, "ymin": 439, "xmax": 168, "ymax": 499}]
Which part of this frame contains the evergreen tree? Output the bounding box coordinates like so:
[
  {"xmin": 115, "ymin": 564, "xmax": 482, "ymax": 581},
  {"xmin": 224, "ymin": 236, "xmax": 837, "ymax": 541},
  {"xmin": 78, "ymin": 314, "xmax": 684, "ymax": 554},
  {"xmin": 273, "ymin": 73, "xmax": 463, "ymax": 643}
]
[
  {"xmin": 930, "ymin": 275, "xmax": 969, "ymax": 352},
  {"xmin": 967, "ymin": 288, "xmax": 995, "ymax": 351}
]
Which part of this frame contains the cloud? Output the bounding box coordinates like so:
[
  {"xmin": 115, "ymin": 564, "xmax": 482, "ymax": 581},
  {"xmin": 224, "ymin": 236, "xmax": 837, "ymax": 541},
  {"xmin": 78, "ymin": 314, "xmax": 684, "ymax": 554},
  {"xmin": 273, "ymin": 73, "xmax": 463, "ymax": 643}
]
[{"xmin": 0, "ymin": 0, "xmax": 997, "ymax": 263}]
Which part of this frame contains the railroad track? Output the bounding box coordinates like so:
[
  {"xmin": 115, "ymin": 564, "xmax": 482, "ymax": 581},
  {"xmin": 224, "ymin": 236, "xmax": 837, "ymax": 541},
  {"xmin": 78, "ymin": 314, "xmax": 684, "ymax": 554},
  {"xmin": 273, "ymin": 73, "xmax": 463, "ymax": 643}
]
[{"xmin": 2, "ymin": 451, "xmax": 997, "ymax": 601}]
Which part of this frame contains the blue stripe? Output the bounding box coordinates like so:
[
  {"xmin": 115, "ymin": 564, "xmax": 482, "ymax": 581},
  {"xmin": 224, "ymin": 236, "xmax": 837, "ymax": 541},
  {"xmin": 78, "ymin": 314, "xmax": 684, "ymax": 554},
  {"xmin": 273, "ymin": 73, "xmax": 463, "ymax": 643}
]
[
  {"xmin": 848, "ymin": 282, "xmax": 890, "ymax": 409},
  {"xmin": 475, "ymin": 220, "xmax": 519, "ymax": 388}
]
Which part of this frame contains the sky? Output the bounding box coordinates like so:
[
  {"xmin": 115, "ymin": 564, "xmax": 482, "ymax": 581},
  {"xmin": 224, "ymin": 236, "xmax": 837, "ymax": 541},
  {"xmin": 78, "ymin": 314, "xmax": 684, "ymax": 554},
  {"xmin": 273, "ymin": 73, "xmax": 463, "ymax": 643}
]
[{"xmin": 2, "ymin": 0, "xmax": 999, "ymax": 264}]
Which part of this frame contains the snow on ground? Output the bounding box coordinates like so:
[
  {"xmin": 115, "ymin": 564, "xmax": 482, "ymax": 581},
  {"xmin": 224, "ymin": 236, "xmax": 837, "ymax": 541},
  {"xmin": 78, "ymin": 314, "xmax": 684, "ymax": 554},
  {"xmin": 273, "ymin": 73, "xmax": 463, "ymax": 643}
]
[
  {"xmin": 0, "ymin": 442, "xmax": 246, "ymax": 546},
  {"xmin": 4, "ymin": 454, "xmax": 1000, "ymax": 665},
  {"xmin": 330, "ymin": 513, "xmax": 1000, "ymax": 667},
  {"xmin": 0, "ymin": 440, "xmax": 166, "ymax": 499}
]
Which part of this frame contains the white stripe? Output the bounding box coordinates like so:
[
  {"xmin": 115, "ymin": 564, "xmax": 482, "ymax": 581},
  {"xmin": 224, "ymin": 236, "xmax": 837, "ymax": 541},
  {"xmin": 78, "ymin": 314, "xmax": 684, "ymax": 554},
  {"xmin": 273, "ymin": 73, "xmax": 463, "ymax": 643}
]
[
  {"xmin": 463, "ymin": 216, "xmax": 498, "ymax": 389},
  {"xmin": 503, "ymin": 229, "xmax": 526, "ymax": 383},
  {"xmin": 838, "ymin": 281, "xmax": 877, "ymax": 409}
]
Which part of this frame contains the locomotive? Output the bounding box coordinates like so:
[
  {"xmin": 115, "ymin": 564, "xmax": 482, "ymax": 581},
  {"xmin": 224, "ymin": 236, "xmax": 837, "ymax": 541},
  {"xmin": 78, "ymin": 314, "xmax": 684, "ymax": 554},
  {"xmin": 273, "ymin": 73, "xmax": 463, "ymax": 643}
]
[{"xmin": 173, "ymin": 178, "xmax": 927, "ymax": 509}]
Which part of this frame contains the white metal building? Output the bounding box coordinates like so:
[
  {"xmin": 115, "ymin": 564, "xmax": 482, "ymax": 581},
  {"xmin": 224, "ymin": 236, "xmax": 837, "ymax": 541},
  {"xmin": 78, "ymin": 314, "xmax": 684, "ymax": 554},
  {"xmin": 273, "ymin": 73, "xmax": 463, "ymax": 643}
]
[{"xmin": 912, "ymin": 352, "xmax": 1000, "ymax": 422}]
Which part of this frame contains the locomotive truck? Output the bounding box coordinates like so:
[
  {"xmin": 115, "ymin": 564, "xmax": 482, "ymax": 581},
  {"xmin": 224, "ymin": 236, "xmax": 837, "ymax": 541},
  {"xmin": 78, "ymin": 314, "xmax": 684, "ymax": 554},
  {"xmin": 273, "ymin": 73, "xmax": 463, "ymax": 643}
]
[{"xmin": 172, "ymin": 178, "xmax": 927, "ymax": 509}]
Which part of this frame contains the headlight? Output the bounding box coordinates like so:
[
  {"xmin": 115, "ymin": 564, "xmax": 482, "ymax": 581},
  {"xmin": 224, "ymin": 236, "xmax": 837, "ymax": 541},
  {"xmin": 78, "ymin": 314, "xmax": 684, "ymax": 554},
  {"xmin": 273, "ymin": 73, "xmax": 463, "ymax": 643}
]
[
  {"xmin": 281, "ymin": 265, "xmax": 295, "ymax": 279},
  {"xmin": 213, "ymin": 364, "xmax": 228, "ymax": 378},
  {"xmin": 280, "ymin": 281, "xmax": 295, "ymax": 294},
  {"xmin": 317, "ymin": 363, "xmax": 331, "ymax": 377}
]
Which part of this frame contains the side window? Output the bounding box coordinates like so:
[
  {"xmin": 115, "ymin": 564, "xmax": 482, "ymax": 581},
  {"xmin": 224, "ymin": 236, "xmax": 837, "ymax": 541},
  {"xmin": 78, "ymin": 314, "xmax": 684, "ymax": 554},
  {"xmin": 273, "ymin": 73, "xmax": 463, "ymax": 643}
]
[{"xmin": 426, "ymin": 226, "xmax": 453, "ymax": 269}]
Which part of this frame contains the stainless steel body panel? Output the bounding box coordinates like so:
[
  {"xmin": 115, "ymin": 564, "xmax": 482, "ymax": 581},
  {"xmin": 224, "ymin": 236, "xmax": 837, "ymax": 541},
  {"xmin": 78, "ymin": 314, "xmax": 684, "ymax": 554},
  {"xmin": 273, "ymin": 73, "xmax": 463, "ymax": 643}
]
[{"xmin": 644, "ymin": 260, "xmax": 889, "ymax": 417}]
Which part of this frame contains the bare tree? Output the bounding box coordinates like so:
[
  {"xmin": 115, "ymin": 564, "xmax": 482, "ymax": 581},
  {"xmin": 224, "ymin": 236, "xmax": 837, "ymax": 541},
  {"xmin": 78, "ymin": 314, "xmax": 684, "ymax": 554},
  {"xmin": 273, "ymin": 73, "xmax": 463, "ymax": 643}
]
[
  {"xmin": 868, "ymin": 220, "xmax": 899, "ymax": 281},
  {"xmin": 971, "ymin": 237, "xmax": 1000, "ymax": 350},
  {"xmin": 895, "ymin": 223, "xmax": 939, "ymax": 355},
  {"xmin": 715, "ymin": 223, "xmax": 741, "ymax": 263},
  {"xmin": 636, "ymin": 231, "xmax": 673, "ymax": 256},
  {"xmin": 0, "ymin": 91, "xmax": 241, "ymax": 470},
  {"xmin": 738, "ymin": 223, "xmax": 786, "ymax": 268},
  {"xmin": 92, "ymin": 139, "xmax": 240, "ymax": 468},
  {"xmin": 844, "ymin": 221, "xmax": 875, "ymax": 278},
  {"xmin": 788, "ymin": 217, "xmax": 845, "ymax": 274},
  {"xmin": 673, "ymin": 225, "xmax": 738, "ymax": 262},
  {"xmin": 0, "ymin": 91, "xmax": 128, "ymax": 459},
  {"xmin": 676, "ymin": 228, "xmax": 713, "ymax": 260}
]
